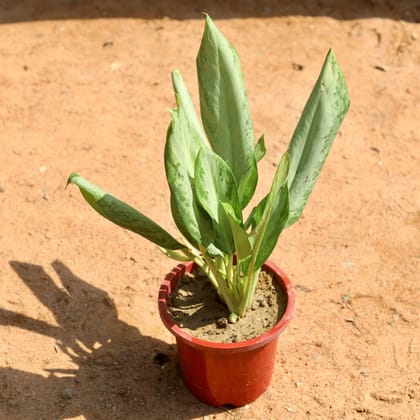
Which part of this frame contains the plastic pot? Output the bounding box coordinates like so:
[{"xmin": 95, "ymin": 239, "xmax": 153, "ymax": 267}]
[{"xmin": 158, "ymin": 261, "xmax": 295, "ymax": 407}]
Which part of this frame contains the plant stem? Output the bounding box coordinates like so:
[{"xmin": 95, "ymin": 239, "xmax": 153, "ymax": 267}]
[
  {"xmin": 227, "ymin": 255, "xmax": 233, "ymax": 285},
  {"xmin": 198, "ymin": 247, "xmax": 238, "ymax": 316},
  {"xmin": 237, "ymin": 258, "xmax": 261, "ymax": 316}
]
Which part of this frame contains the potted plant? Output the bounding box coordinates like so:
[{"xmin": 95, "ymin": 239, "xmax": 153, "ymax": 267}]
[{"xmin": 67, "ymin": 15, "xmax": 349, "ymax": 407}]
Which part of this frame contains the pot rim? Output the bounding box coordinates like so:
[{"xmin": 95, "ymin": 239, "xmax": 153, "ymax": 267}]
[{"xmin": 158, "ymin": 260, "xmax": 295, "ymax": 352}]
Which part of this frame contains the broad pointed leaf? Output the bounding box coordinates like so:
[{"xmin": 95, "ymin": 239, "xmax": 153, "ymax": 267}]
[
  {"xmin": 255, "ymin": 135, "xmax": 266, "ymax": 162},
  {"xmin": 222, "ymin": 203, "xmax": 251, "ymax": 264},
  {"xmin": 194, "ymin": 148, "xmax": 241, "ymax": 253},
  {"xmin": 165, "ymin": 71, "xmax": 212, "ymax": 247},
  {"xmin": 67, "ymin": 173, "xmax": 185, "ymax": 250},
  {"xmin": 237, "ymin": 159, "xmax": 258, "ymax": 211},
  {"xmin": 286, "ymin": 48, "xmax": 350, "ymax": 227},
  {"xmin": 171, "ymin": 70, "xmax": 208, "ymax": 173},
  {"xmin": 159, "ymin": 247, "xmax": 193, "ymax": 262},
  {"xmin": 197, "ymin": 15, "xmax": 257, "ymax": 208},
  {"xmin": 244, "ymin": 195, "xmax": 268, "ymax": 231},
  {"xmin": 250, "ymin": 153, "xmax": 290, "ymax": 269}
]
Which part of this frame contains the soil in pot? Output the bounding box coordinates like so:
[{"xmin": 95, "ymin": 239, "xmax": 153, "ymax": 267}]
[{"xmin": 167, "ymin": 267, "xmax": 287, "ymax": 343}]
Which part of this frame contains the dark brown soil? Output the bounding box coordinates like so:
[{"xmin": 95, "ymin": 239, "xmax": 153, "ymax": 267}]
[{"xmin": 168, "ymin": 268, "xmax": 287, "ymax": 343}]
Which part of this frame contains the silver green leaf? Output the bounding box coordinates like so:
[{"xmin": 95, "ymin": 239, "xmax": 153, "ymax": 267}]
[
  {"xmin": 244, "ymin": 195, "xmax": 267, "ymax": 231},
  {"xmin": 254, "ymin": 134, "xmax": 266, "ymax": 162},
  {"xmin": 222, "ymin": 203, "xmax": 251, "ymax": 264},
  {"xmin": 286, "ymin": 48, "xmax": 350, "ymax": 227},
  {"xmin": 194, "ymin": 148, "xmax": 241, "ymax": 253},
  {"xmin": 164, "ymin": 70, "xmax": 213, "ymax": 247},
  {"xmin": 197, "ymin": 15, "xmax": 257, "ymax": 209},
  {"xmin": 250, "ymin": 153, "xmax": 290, "ymax": 269},
  {"xmin": 67, "ymin": 173, "xmax": 185, "ymax": 250}
]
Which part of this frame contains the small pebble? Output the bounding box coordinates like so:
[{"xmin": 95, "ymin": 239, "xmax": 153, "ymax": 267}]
[
  {"xmin": 373, "ymin": 65, "xmax": 388, "ymax": 72},
  {"xmin": 259, "ymin": 300, "xmax": 267, "ymax": 308},
  {"xmin": 110, "ymin": 62, "xmax": 121, "ymax": 71},
  {"xmin": 286, "ymin": 406, "xmax": 298, "ymax": 413},
  {"xmin": 295, "ymin": 284, "xmax": 312, "ymax": 293},
  {"xmin": 178, "ymin": 289, "xmax": 191, "ymax": 298},
  {"xmin": 341, "ymin": 294, "xmax": 351, "ymax": 307},
  {"xmin": 61, "ymin": 388, "xmax": 73, "ymax": 400},
  {"xmin": 216, "ymin": 317, "xmax": 228, "ymax": 329}
]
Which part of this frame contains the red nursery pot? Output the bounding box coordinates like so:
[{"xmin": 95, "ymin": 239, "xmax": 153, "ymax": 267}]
[{"xmin": 158, "ymin": 261, "xmax": 295, "ymax": 407}]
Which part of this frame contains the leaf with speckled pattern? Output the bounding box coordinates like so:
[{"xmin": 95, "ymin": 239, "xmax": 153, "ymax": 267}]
[
  {"xmin": 286, "ymin": 48, "xmax": 350, "ymax": 227},
  {"xmin": 165, "ymin": 71, "xmax": 214, "ymax": 248},
  {"xmin": 197, "ymin": 15, "xmax": 257, "ymax": 209},
  {"xmin": 194, "ymin": 148, "xmax": 241, "ymax": 253},
  {"xmin": 67, "ymin": 173, "xmax": 185, "ymax": 250}
]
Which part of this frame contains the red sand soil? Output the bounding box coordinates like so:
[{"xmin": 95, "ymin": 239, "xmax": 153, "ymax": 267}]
[{"xmin": 1, "ymin": 1, "xmax": 419, "ymax": 419}]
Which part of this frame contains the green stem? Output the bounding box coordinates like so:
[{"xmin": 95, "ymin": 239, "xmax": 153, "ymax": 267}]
[
  {"xmin": 237, "ymin": 257, "xmax": 260, "ymax": 316},
  {"xmin": 226, "ymin": 255, "xmax": 233, "ymax": 285},
  {"xmin": 199, "ymin": 247, "xmax": 238, "ymax": 316},
  {"xmin": 245, "ymin": 269, "xmax": 260, "ymax": 309},
  {"xmin": 174, "ymin": 247, "xmax": 221, "ymax": 293}
]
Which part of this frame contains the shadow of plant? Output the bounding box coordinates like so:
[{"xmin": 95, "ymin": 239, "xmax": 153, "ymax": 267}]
[{"xmin": 0, "ymin": 260, "xmax": 219, "ymax": 419}]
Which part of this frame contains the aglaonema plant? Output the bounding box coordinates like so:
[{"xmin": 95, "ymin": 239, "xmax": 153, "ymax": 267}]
[{"xmin": 67, "ymin": 15, "xmax": 349, "ymax": 322}]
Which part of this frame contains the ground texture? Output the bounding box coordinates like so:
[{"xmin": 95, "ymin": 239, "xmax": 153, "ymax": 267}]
[{"xmin": 0, "ymin": 1, "xmax": 419, "ymax": 419}]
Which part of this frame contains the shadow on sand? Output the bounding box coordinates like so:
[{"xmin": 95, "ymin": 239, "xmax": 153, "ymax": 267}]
[{"xmin": 1, "ymin": 260, "xmax": 220, "ymax": 419}]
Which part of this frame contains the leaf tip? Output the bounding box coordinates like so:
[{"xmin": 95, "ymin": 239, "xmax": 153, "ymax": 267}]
[
  {"xmin": 66, "ymin": 172, "xmax": 79, "ymax": 189},
  {"xmin": 203, "ymin": 13, "xmax": 218, "ymax": 35},
  {"xmin": 203, "ymin": 12, "xmax": 211, "ymax": 22},
  {"xmin": 171, "ymin": 69, "xmax": 181, "ymax": 83}
]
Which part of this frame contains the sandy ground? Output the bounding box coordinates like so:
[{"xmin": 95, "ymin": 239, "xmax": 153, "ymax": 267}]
[{"xmin": 1, "ymin": 1, "xmax": 419, "ymax": 419}]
